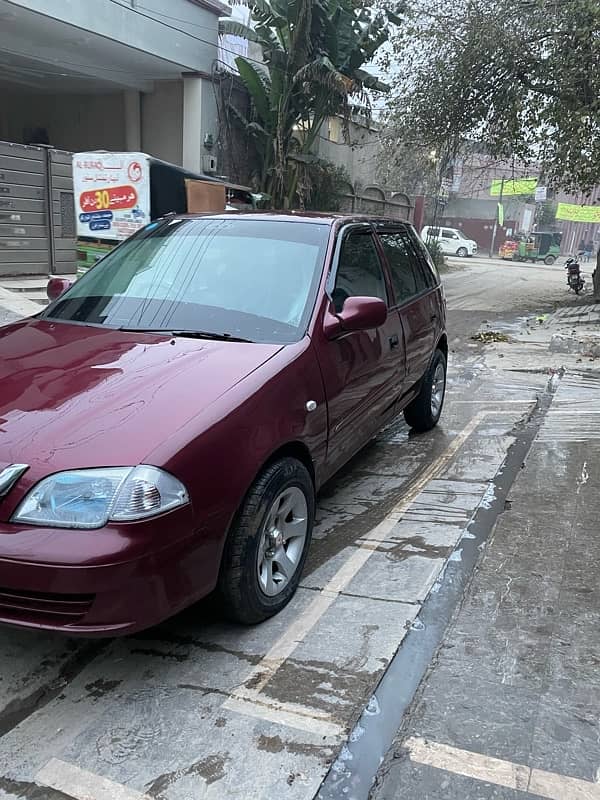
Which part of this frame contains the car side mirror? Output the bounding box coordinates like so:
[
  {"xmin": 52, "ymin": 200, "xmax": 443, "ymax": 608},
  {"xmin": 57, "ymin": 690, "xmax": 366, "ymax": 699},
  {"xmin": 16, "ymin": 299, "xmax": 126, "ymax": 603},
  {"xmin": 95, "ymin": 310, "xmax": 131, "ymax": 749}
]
[
  {"xmin": 47, "ymin": 277, "xmax": 73, "ymax": 302},
  {"xmin": 323, "ymin": 296, "xmax": 388, "ymax": 339}
]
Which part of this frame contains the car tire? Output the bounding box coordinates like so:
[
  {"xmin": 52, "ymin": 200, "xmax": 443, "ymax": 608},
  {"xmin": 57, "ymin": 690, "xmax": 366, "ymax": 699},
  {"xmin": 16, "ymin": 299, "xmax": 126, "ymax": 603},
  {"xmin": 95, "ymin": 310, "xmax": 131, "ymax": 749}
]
[
  {"xmin": 456, "ymin": 247, "xmax": 468, "ymax": 258},
  {"xmin": 404, "ymin": 349, "xmax": 447, "ymax": 433},
  {"xmin": 544, "ymin": 255, "xmax": 556, "ymax": 265},
  {"xmin": 218, "ymin": 457, "xmax": 315, "ymax": 624}
]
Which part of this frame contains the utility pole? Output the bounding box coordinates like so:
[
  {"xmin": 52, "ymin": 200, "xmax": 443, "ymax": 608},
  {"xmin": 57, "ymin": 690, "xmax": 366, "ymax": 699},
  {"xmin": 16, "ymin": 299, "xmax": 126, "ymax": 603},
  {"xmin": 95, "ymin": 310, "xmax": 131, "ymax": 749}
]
[{"xmin": 489, "ymin": 176, "xmax": 504, "ymax": 258}]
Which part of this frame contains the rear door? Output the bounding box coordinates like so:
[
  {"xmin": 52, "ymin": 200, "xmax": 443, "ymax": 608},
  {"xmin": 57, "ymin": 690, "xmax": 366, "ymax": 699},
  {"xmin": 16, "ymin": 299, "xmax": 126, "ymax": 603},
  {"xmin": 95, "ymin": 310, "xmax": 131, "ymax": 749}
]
[
  {"xmin": 316, "ymin": 225, "xmax": 406, "ymax": 473},
  {"xmin": 409, "ymin": 225, "xmax": 445, "ymax": 343},
  {"xmin": 376, "ymin": 225, "xmax": 439, "ymax": 388}
]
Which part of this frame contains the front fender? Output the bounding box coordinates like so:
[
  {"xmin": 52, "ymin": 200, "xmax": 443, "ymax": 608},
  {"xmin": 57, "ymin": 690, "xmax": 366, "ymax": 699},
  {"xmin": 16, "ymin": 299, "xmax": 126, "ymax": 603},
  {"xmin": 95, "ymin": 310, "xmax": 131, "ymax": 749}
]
[{"xmin": 148, "ymin": 339, "xmax": 328, "ymax": 574}]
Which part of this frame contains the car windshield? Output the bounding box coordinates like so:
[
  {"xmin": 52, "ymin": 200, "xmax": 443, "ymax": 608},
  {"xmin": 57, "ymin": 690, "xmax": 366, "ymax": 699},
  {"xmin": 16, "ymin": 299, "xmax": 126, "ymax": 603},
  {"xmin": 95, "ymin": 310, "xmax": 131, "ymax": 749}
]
[{"xmin": 43, "ymin": 218, "xmax": 329, "ymax": 344}]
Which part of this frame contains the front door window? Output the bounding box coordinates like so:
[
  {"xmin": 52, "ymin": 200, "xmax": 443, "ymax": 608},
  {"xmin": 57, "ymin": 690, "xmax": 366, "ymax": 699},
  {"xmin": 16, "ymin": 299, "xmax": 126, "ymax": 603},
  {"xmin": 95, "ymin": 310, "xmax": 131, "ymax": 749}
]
[{"xmin": 332, "ymin": 232, "xmax": 388, "ymax": 312}]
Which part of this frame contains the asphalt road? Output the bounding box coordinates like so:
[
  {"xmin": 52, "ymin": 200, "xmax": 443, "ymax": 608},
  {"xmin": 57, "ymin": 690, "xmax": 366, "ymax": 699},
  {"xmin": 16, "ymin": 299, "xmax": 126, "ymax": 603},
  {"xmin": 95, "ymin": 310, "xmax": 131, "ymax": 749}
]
[
  {"xmin": 444, "ymin": 256, "xmax": 576, "ymax": 312},
  {"xmin": 0, "ymin": 262, "xmax": 582, "ymax": 800}
]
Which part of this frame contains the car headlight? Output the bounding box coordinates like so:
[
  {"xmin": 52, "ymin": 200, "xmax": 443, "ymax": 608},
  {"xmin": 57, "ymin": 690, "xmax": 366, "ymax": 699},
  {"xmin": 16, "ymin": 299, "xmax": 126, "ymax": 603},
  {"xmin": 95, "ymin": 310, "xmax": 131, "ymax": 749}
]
[{"xmin": 11, "ymin": 466, "xmax": 189, "ymax": 529}]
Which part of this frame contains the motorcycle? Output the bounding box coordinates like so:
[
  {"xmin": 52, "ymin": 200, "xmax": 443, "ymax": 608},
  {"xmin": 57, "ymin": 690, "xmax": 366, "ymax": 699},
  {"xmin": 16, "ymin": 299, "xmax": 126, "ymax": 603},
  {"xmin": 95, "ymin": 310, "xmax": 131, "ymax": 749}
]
[{"xmin": 565, "ymin": 257, "xmax": 585, "ymax": 294}]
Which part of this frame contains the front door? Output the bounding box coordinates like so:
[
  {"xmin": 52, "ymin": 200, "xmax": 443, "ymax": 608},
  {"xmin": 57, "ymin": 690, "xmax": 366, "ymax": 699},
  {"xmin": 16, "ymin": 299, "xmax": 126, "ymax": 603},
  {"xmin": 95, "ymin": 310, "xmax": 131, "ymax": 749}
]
[{"xmin": 316, "ymin": 227, "xmax": 406, "ymax": 475}]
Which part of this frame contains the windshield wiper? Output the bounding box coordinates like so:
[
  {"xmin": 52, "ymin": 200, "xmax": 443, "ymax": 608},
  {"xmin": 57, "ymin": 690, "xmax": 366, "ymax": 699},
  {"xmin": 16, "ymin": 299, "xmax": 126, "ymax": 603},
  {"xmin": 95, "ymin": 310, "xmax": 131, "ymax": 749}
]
[{"xmin": 118, "ymin": 327, "xmax": 253, "ymax": 343}]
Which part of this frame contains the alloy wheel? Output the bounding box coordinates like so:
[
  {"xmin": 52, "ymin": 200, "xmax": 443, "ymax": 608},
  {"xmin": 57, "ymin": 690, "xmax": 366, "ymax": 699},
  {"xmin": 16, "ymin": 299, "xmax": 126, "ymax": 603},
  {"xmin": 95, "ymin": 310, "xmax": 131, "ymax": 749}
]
[
  {"xmin": 257, "ymin": 487, "xmax": 308, "ymax": 597},
  {"xmin": 431, "ymin": 361, "xmax": 446, "ymax": 418}
]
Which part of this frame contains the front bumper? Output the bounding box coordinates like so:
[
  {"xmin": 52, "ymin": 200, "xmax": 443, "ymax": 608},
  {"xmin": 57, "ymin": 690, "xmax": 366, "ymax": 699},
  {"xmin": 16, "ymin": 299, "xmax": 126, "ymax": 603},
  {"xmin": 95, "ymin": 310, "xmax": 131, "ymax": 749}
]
[{"xmin": 0, "ymin": 507, "xmax": 219, "ymax": 636}]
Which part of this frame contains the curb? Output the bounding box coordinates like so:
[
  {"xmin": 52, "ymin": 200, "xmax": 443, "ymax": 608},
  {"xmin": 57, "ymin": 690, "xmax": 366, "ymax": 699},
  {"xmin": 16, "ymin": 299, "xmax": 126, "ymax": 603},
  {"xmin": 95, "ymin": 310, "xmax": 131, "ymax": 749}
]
[{"xmin": 0, "ymin": 286, "xmax": 43, "ymax": 317}]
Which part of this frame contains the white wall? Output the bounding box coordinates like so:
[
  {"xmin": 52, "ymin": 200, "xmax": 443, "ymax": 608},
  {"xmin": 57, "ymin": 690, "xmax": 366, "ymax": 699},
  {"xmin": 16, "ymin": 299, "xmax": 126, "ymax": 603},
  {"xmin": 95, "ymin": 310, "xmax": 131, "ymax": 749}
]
[
  {"xmin": 141, "ymin": 81, "xmax": 184, "ymax": 165},
  {"xmin": 9, "ymin": 0, "xmax": 222, "ymax": 77},
  {"xmin": 141, "ymin": 78, "xmax": 218, "ymax": 170},
  {"xmin": 0, "ymin": 90, "xmax": 126, "ymax": 152}
]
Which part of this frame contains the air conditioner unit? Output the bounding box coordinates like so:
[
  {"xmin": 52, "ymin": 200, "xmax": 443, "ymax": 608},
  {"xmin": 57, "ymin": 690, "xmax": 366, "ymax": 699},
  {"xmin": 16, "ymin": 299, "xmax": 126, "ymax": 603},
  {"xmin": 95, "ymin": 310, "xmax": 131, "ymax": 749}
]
[{"xmin": 203, "ymin": 155, "xmax": 218, "ymax": 174}]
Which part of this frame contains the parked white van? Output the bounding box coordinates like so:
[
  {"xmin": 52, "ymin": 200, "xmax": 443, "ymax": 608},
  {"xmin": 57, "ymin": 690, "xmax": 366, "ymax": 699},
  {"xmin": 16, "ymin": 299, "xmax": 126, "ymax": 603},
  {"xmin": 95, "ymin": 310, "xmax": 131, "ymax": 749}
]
[{"xmin": 421, "ymin": 226, "xmax": 478, "ymax": 257}]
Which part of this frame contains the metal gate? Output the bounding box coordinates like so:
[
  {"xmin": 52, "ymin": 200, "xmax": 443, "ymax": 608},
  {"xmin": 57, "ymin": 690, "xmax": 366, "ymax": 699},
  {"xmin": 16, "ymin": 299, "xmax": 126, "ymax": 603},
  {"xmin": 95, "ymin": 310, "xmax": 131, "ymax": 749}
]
[{"xmin": 0, "ymin": 141, "xmax": 76, "ymax": 277}]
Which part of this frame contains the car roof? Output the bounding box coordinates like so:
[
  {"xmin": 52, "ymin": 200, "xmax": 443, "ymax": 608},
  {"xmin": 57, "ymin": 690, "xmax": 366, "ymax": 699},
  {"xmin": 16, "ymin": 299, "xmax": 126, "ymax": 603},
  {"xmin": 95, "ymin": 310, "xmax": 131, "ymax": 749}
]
[{"xmin": 170, "ymin": 211, "xmax": 413, "ymax": 228}]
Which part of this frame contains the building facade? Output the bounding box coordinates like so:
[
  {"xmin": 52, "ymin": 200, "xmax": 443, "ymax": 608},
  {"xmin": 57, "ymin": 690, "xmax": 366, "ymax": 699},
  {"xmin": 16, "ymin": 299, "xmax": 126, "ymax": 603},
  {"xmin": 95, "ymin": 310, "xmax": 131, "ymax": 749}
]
[{"xmin": 0, "ymin": 0, "xmax": 228, "ymax": 172}]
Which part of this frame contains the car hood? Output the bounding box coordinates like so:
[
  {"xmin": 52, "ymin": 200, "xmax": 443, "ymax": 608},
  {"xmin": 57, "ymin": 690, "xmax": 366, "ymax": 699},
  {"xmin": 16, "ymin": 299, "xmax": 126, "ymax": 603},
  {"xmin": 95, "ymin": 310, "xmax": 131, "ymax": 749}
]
[{"xmin": 0, "ymin": 319, "xmax": 282, "ymax": 475}]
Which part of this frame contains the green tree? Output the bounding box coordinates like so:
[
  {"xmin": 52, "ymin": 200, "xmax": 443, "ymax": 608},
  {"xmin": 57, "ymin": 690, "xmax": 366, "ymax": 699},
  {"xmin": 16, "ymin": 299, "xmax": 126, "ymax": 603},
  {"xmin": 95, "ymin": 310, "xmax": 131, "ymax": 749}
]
[
  {"xmin": 384, "ymin": 0, "xmax": 600, "ymax": 192},
  {"xmin": 219, "ymin": 0, "xmax": 401, "ymax": 208},
  {"xmin": 536, "ymin": 200, "xmax": 559, "ymax": 228},
  {"xmin": 376, "ymin": 132, "xmax": 445, "ymax": 196},
  {"xmin": 303, "ymin": 160, "xmax": 352, "ymax": 211}
]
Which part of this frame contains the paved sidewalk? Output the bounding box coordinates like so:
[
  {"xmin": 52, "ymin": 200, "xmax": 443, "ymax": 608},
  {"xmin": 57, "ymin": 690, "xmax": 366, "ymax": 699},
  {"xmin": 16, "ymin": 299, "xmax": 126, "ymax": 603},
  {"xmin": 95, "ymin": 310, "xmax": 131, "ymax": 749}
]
[
  {"xmin": 372, "ymin": 369, "xmax": 600, "ymax": 799},
  {"xmin": 0, "ymin": 308, "xmax": 19, "ymax": 327},
  {"xmin": 0, "ymin": 286, "xmax": 41, "ymax": 326}
]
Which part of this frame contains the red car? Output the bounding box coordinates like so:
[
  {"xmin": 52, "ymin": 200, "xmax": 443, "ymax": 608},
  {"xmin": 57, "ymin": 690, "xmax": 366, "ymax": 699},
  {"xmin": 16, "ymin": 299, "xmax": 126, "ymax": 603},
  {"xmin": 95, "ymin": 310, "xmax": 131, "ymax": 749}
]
[{"xmin": 0, "ymin": 213, "xmax": 447, "ymax": 636}]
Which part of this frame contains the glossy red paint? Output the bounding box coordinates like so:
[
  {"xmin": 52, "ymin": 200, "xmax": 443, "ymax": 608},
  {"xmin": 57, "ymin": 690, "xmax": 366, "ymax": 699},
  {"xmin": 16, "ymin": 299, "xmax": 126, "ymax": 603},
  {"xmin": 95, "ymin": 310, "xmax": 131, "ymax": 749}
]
[
  {"xmin": 323, "ymin": 296, "xmax": 388, "ymax": 338},
  {"xmin": 0, "ymin": 213, "xmax": 446, "ymax": 635},
  {"xmin": 46, "ymin": 277, "xmax": 73, "ymax": 302}
]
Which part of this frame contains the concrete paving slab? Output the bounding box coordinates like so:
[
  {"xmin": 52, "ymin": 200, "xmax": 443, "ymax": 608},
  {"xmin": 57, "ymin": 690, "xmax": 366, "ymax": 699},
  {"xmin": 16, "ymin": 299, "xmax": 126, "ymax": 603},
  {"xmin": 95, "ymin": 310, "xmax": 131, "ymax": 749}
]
[
  {"xmin": 302, "ymin": 525, "xmax": 462, "ymax": 595},
  {"xmin": 261, "ymin": 594, "xmax": 417, "ymax": 725},
  {"xmin": 398, "ymin": 665, "xmax": 542, "ymax": 766},
  {"xmin": 529, "ymin": 686, "xmax": 600, "ymax": 783},
  {"xmin": 0, "ymin": 286, "xmax": 41, "ymax": 318},
  {"xmin": 441, "ymin": 436, "xmax": 514, "ymax": 483},
  {"xmin": 342, "ymin": 552, "xmax": 445, "ymax": 605},
  {"xmin": 0, "ymin": 308, "xmax": 19, "ymax": 327},
  {"xmin": 373, "ymin": 758, "xmax": 527, "ymax": 800}
]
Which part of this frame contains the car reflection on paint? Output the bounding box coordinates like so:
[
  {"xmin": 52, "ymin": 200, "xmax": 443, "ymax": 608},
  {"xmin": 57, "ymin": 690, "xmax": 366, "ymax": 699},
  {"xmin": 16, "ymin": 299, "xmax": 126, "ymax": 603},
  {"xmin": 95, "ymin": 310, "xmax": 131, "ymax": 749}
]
[{"xmin": 0, "ymin": 213, "xmax": 447, "ymax": 635}]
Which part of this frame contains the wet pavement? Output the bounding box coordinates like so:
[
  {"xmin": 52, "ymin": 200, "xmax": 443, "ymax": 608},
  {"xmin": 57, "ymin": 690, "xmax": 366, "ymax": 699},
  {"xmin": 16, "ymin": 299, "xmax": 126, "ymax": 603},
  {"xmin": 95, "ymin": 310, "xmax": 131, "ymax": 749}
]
[
  {"xmin": 0, "ymin": 263, "xmax": 598, "ymax": 800},
  {"xmin": 0, "ymin": 308, "xmax": 19, "ymax": 327},
  {"xmin": 371, "ymin": 372, "xmax": 600, "ymax": 800}
]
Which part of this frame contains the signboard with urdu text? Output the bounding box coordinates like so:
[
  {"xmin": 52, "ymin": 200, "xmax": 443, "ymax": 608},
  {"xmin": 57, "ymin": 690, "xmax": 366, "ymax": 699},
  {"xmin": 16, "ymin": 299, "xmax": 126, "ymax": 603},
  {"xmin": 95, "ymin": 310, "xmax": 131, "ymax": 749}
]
[
  {"xmin": 490, "ymin": 178, "xmax": 538, "ymax": 196},
  {"xmin": 73, "ymin": 152, "xmax": 150, "ymax": 241},
  {"xmin": 555, "ymin": 202, "xmax": 600, "ymax": 223}
]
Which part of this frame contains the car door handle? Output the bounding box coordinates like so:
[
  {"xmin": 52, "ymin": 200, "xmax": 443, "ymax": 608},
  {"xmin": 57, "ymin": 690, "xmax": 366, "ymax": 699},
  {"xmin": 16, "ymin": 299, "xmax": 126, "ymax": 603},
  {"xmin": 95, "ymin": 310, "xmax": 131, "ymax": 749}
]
[
  {"xmin": 389, "ymin": 333, "xmax": 400, "ymax": 349},
  {"xmin": 431, "ymin": 314, "xmax": 438, "ymax": 322}
]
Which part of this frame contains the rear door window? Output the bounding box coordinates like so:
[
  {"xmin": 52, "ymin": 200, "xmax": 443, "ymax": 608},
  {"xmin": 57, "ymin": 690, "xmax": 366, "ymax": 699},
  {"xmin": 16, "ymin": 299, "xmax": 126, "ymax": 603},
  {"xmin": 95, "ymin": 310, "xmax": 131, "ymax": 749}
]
[
  {"xmin": 409, "ymin": 230, "xmax": 440, "ymax": 287},
  {"xmin": 377, "ymin": 230, "xmax": 427, "ymax": 305}
]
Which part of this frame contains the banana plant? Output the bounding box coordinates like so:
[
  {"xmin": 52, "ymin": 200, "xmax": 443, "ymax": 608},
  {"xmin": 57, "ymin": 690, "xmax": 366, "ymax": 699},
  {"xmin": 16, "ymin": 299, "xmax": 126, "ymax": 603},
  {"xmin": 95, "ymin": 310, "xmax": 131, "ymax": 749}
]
[{"xmin": 220, "ymin": 0, "xmax": 402, "ymax": 208}]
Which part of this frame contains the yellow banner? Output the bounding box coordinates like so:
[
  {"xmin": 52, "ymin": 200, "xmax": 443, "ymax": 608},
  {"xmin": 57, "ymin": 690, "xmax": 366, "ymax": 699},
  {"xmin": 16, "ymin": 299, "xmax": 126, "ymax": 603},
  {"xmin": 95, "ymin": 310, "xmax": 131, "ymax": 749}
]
[
  {"xmin": 490, "ymin": 178, "xmax": 538, "ymax": 196},
  {"xmin": 555, "ymin": 202, "xmax": 600, "ymax": 223}
]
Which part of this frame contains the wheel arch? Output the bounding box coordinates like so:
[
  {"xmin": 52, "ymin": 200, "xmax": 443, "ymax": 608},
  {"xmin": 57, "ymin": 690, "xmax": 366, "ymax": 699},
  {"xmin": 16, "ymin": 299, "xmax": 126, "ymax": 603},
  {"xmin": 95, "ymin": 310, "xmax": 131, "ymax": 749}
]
[
  {"xmin": 436, "ymin": 333, "xmax": 448, "ymax": 361},
  {"xmin": 219, "ymin": 440, "xmax": 317, "ymax": 561},
  {"xmin": 260, "ymin": 441, "xmax": 316, "ymax": 488}
]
